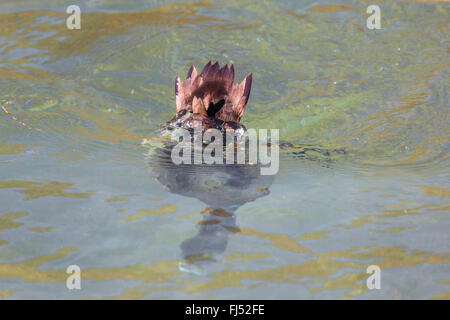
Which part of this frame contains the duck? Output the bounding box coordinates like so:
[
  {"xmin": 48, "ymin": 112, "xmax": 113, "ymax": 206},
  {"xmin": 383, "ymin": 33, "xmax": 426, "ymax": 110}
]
[{"xmin": 165, "ymin": 61, "xmax": 252, "ymax": 135}]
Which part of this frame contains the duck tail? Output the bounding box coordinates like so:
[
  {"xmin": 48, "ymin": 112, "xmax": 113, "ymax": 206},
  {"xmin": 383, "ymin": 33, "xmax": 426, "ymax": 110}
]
[{"xmin": 174, "ymin": 61, "xmax": 252, "ymax": 123}]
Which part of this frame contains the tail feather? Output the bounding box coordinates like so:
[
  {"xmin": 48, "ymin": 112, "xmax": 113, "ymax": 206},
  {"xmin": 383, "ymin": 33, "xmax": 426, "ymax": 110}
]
[
  {"xmin": 186, "ymin": 65, "xmax": 197, "ymax": 80},
  {"xmin": 234, "ymin": 73, "xmax": 252, "ymax": 121},
  {"xmin": 175, "ymin": 76, "xmax": 185, "ymax": 113},
  {"xmin": 192, "ymin": 96, "xmax": 208, "ymax": 116},
  {"xmin": 200, "ymin": 61, "xmax": 212, "ymax": 77},
  {"xmin": 174, "ymin": 61, "xmax": 252, "ymax": 123}
]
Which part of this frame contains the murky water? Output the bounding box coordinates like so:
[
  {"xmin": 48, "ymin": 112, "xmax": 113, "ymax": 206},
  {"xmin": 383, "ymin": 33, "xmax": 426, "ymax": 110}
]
[{"xmin": 0, "ymin": 0, "xmax": 449, "ymax": 299}]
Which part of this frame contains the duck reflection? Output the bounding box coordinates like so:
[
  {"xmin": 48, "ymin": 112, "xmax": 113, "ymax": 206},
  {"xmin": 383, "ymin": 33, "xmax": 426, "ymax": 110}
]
[{"xmin": 148, "ymin": 145, "xmax": 275, "ymax": 274}]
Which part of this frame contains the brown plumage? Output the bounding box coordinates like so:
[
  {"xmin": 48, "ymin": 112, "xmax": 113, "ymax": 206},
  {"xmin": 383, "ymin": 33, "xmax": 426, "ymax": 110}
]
[{"xmin": 175, "ymin": 61, "xmax": 252, "ymax": 123}]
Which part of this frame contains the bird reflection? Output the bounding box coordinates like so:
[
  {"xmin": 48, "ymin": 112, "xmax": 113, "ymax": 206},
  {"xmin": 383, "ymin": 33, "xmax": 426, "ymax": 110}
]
[{"xmin": 147, "ymin": 145, "xmax": 275, "ymax": 274}]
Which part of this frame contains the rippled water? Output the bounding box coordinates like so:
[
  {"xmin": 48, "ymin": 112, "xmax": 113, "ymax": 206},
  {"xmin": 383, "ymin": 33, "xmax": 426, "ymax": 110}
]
[{"xmin": 0, "ymin": 0, "xmax": 449, "ymax": 299}]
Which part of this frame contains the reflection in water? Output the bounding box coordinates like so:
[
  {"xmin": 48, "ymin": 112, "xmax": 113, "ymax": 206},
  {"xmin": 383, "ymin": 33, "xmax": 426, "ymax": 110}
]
[
  {"xmin": 0, "ymin": 0, "xmax": 448, "ymax": 299},
  {"xmin": 148, "ymin": 144, "xmax": 274, "ymax": 274},
  {"xmin": 180, "ymin": 209, "xmax": 237, "ymax": 275}
]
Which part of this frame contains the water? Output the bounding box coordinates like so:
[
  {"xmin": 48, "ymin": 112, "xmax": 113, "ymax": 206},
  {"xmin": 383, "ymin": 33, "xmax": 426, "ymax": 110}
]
[{"xmin": 0, "ymin": 0, "xmax": 449, "ymax": 299}]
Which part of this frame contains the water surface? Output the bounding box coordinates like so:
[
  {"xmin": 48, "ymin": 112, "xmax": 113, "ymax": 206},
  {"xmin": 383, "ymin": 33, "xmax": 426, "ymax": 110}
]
[{"xmin": 0, "ymin": 0, "xmax": 449, "ymax": 299}]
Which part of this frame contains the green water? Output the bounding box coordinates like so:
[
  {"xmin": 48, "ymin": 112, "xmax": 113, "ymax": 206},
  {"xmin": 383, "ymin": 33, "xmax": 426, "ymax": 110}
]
[{"xmin": 0, "ymin": 0, "xmax": 449, "ymax": 299}]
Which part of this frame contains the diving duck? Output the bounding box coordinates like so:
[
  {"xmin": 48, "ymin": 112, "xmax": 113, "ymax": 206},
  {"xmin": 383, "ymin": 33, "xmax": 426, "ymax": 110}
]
[{"xmin": 165, "ymin": 61, "xmax": 252, "ymax": 135}]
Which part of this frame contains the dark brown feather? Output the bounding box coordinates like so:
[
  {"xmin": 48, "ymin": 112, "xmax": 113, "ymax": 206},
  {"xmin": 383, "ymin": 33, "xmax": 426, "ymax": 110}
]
[{"xmin": 174, "ymin": 61, "xmax": 252, "ymax": 123}]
